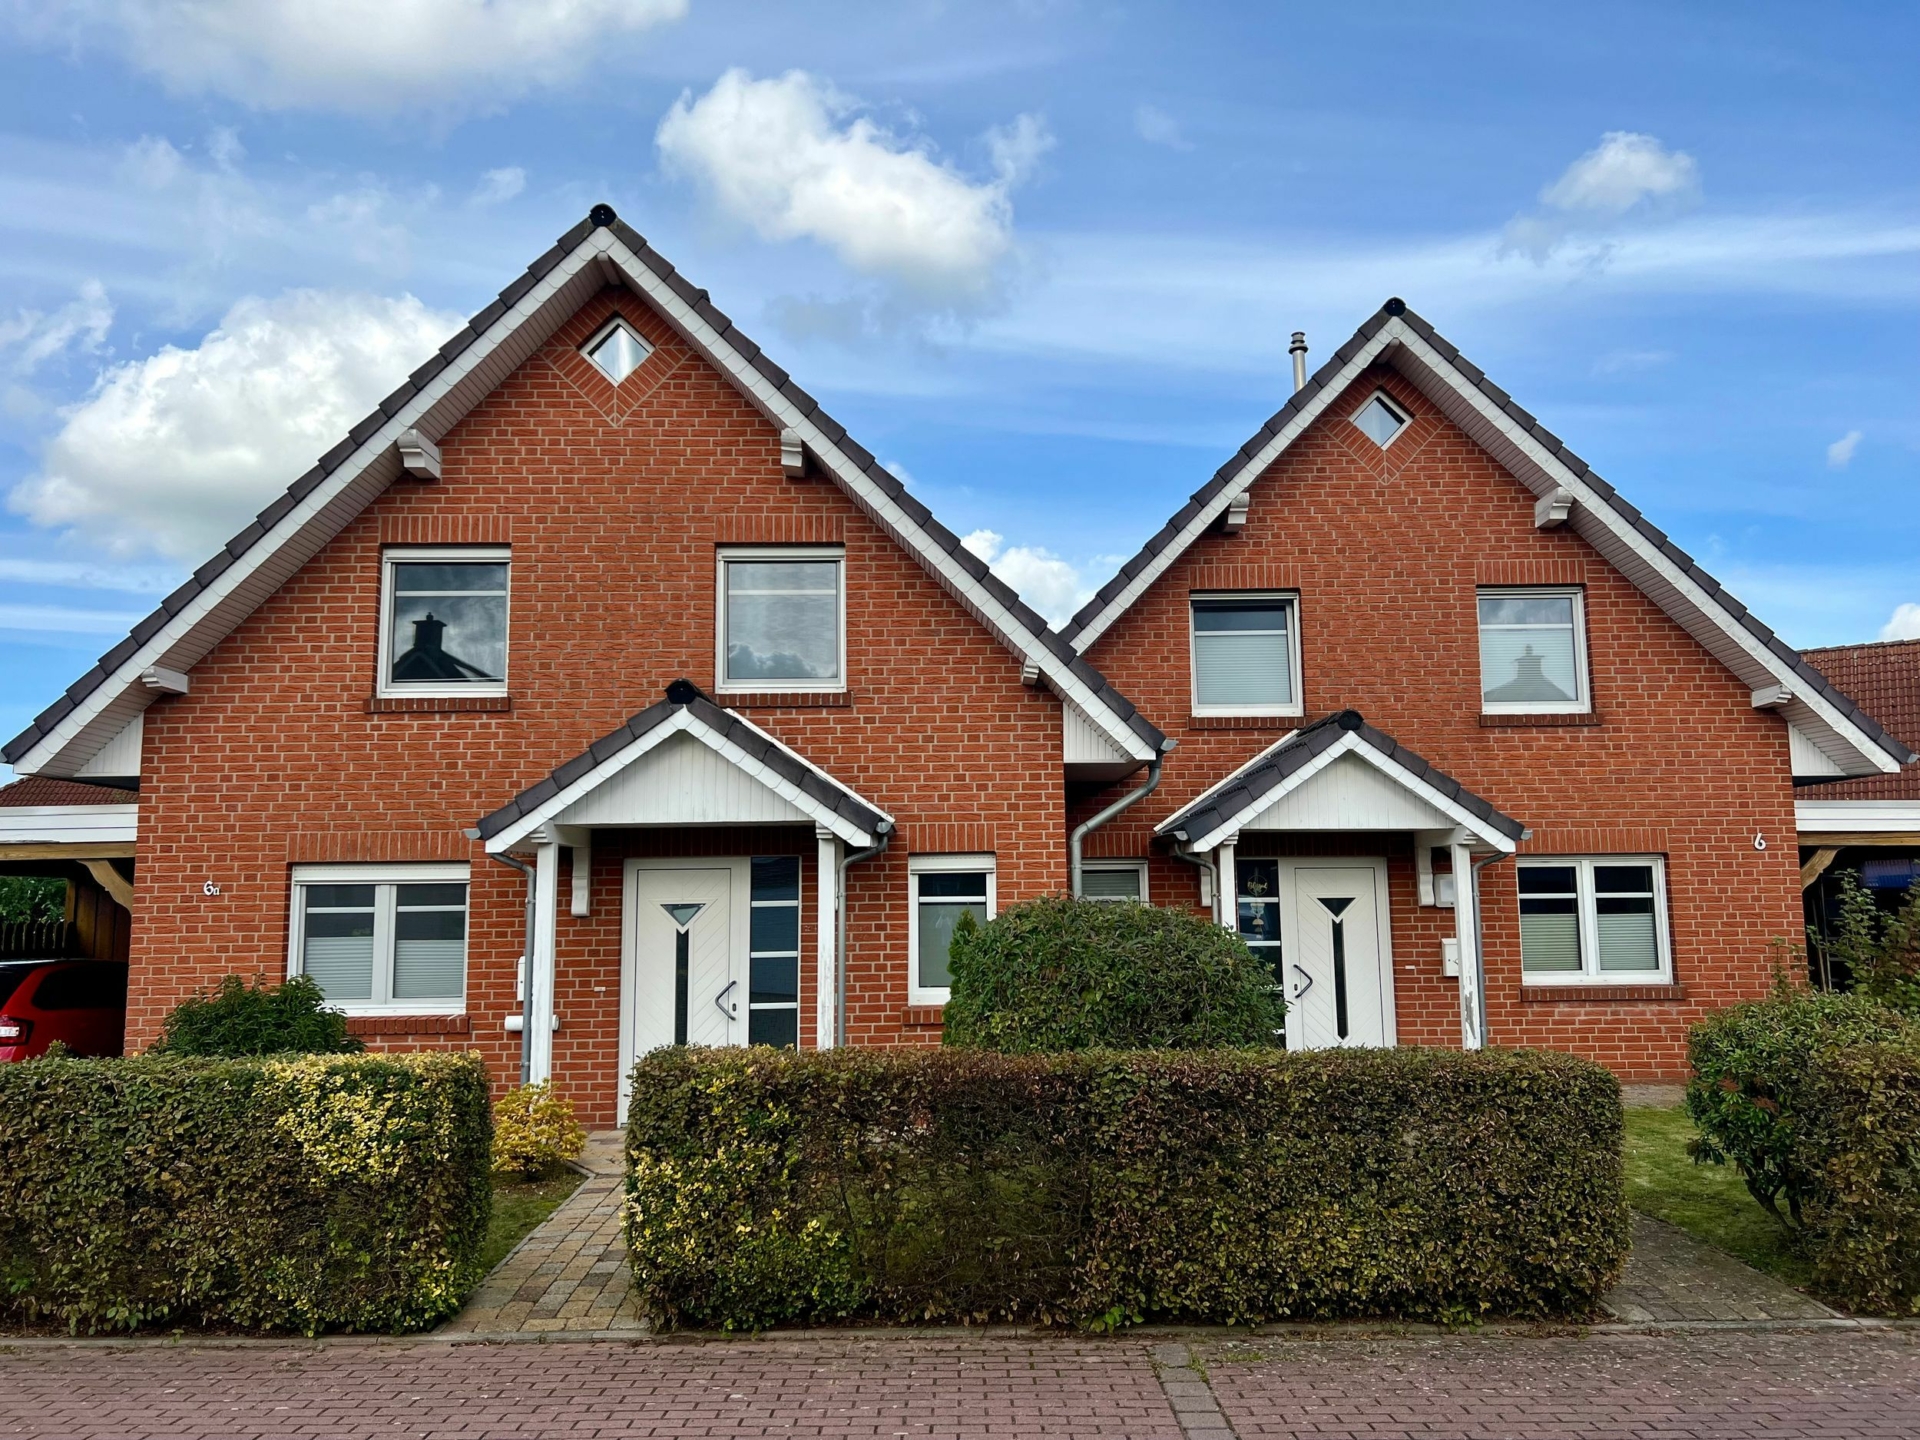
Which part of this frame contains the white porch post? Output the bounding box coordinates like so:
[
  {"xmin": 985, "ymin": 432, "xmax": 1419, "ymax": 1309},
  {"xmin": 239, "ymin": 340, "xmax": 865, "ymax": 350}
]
[
  {"xmin": 1216, "ymin": 838, "xmax": 1238, "ymax": 930},
  {"xmin": 1449, "ymin": 841, "xmax": 1484, "ymax": 1051},
  {"xmin": 815, "ymin": 826, "xmax": 841, "ymax": 1049},
  {"xmin": 527, "ymin": 839, "xmax": 561, "ymax": 1081}
]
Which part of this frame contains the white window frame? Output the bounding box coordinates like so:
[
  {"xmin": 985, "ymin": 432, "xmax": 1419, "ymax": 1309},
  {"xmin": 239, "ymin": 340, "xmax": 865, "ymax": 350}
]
[
  {"xmin": 1517, "ymin": 855, "xmax": 1672, "ymax": 986},
  {"xmin": 1189, "ymin": 591, "xmax": 1304, "ymax": 718},
  {"xmin": 376, "ymin": 546, "xmax": 511, "ymax": 699},
  {"xmin": 1477, "ymin": 585, "xmax": 1591, "ymax": 716},
  {"xmin": 907, "ymin": 853, "xmax": 996, "ymax": 1006},
  {"xmin": 581, "ymin": 315, "xmax": 654, "ymax": 385},
  {"xmin": 715, "ymin": 545, "xmax": 848, "ymax": 695},
  {"xmin": 287, "ymin": 862, "xmax": 470, "ymax": 1015},
  {"xmin": 1349, "ymin": 389, "xmax": 1411, "ymax": 449},
  {"xmin": 1079, "ymin": 859, "xmax": 1149, "ymax": 902}
]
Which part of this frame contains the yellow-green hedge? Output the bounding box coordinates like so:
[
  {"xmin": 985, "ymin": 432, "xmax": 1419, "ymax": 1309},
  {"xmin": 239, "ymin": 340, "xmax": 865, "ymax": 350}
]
[
  {"xmin": 0, "ymin": 1052, "xmax": 492, "ymax": 1334},
  {"xmin": 625, "ymin": 1046, "xmax": 1628, "ymax": 1331}
]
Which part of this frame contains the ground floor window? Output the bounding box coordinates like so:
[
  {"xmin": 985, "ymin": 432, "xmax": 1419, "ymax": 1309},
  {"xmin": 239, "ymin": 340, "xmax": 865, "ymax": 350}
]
[
  {"xmin": 748, "ymin": 856, "xmax": 800, "ymax": 1048},
  {"xmin": 1518, "ymin": 856, "xmax": 1670, "ymax": 983},
  {"xmin": 289, "ymin": 863, "xmax": 468, "ymax": 1012},
  {"xmin": 908, "ymin": 854, "xmax": 996, "ymax": 1004},
  {"xmin": 1080, "ymin": 860, "xmax": 1148, "ymax": 902}
]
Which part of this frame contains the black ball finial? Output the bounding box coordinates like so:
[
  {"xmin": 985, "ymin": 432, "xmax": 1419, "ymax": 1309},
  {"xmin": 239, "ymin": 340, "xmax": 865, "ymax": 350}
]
[
  {"xmin": 1383, "ymin": 297, "xmax": 1406, "ymax": 316},
  {"xmin": 589, "ymin": 203, "xmax": 618, "ymax": 228},
  {"xmin": 665, "ymin": 678, "xmax": 700, "ymax": 706}
]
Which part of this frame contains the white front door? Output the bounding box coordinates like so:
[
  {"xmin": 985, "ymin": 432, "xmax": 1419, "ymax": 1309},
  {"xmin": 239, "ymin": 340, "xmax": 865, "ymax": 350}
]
[
  {"xmin": 621, "ymin": 861, "xmax": 748, "ymax": 1117},
  {"xmin": 1282, "ymin": 861, "xmax": 1394, "ymax": 1050}
]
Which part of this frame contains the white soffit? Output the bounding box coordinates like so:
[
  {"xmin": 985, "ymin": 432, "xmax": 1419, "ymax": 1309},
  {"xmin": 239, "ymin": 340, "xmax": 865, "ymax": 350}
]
[
  {"xmin": 1789, "ymin": 724, "xmax": 1847, "ymax": 780},
  {"xmin": 75, "ymin": 713, "xmax": 143, "ymax": 779}
]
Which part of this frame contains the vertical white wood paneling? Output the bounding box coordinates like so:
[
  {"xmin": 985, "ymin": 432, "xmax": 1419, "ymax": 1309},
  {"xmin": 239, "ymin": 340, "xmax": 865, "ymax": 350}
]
[
  {"xmin": 1062, "ymin": 703, "xmax": 1132, "ymax": 765},
  {"xmin": 75, "ymin": 712, "xmax": 143, "ymax": 779},
  {"xmin": 558, "ymin": 732, "xmax": 815, "ymax": 827},
  {"xmin": 1241, "ymin": 753, "xmax": 1458, "ymax": 833},
  {"xmin": 528, "ymin": 842, "xmax": 560, "ymax": 1082}
]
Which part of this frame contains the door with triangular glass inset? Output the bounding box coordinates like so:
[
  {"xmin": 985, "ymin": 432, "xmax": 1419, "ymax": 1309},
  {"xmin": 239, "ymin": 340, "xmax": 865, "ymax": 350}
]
[
  {"xmin": 628, "ymin": 867, "xmax": 738, "ymax": 1062},
  {"xmin": 1285, "ymin": 863, "xmax": 1394, "ymax": 1049}
]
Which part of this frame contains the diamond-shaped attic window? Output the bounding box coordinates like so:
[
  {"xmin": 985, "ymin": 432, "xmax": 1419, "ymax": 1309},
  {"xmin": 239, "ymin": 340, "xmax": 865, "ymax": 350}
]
[
  {"xmin": 1353, "ymin": 393, "xmax": 1409, "ymax": 447},
  {"xmin": 585, "ymin": 320, "xmax": 652, "ymax": 385}
]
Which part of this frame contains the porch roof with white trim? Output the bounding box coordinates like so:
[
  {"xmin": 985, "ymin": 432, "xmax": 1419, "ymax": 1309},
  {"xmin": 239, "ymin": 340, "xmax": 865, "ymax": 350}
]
[
  {"xmin": 1063, "ymin": 299, "xmax": 1912, "ymax": 781},
  {"xmin": 476, "ymin": 680, "xmax": 893, "ymax": 852},
  {"xmin": 6, "ymin": 207, "xmax": 1165, "ymax": 780},
  {"xmin": 1155, "ymin": 709, "xmax": 1526, "ymax": 855}
]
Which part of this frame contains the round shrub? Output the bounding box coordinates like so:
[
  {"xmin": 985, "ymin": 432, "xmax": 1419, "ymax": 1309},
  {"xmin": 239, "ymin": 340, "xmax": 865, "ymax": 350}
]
[
  {"xmin": 152, "ymin": 974, "xmax": 363, "ymax": 1057},
  {"xmin": 492, "ymin": 1080, "xmax": 586, "ymax": 1177},
  {"xmin": 942, "ymin": 895, "xmax": 1285, "ymax": 1053}
]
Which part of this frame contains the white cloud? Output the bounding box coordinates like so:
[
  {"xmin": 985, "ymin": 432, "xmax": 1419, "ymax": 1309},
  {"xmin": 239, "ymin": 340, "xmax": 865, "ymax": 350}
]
[
  {"xmin": 1827, "ymin": 430, "xmax": 1863, "ymax": 468},
  {"xmin": 0, "ymin": 558, "xmax": 178, "ymax": 595},
  {"xmin": 1881, "ymin": 604, "xmax": 1920, "ymax": 642},
  {"xmin": 961, "ymin": 528, "xmax": 1090, "ymax": 628},
  {"xmin": 657, "ymin": 68, "xmax": 1050, "ymax": 305},
  {"xmin": 1133, "ymin": 104, "xmax": 1192, "ymax": 151},
  {"xmin": 7, "ymin": 0, "xmax": 689, "ymax": 113},
  {"xmin": 9, "ymin": 289, "xmax": 463, "ymax": 561},
  {"xmin": 1504, "ymin": 132, "xmax": 1701, "ymax": 263},
  {"xmin": 0, "ymin": 603, "xmax": 145, "ymax": 634},
  {"xmin": 473, "ymin": 166, "xmax": 526, "ymax": 205},
  {"xmin": 0, "ymin": 281, "xmax": 113, "ymax": 374}
]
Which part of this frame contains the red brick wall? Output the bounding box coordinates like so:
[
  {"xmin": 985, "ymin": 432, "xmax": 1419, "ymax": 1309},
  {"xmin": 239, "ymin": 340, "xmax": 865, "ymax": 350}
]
[
  {"xmin": 1078, "ymin": 366, "xmax": 1803, "ymax": 1081},
  {"xmin": 130, "ymin": 287, "xmax": 1066, "ymax": 1122}
]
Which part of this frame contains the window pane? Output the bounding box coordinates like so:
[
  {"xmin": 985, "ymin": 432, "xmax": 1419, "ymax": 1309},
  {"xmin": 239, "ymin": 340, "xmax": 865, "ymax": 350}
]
[
  {"xmin": 1521, "ymin": 911, "xmax": 1582, "ymax": 972},
  {"xmin": 1478, "ymin": 595, "xmax": 1574, "ymax": 627},
  {"xmin": 1479, "ymin": 595, "xmax": 1580, "ymax": 706},
  {"xmin": 1193, "ymin": 602, "xmax": 1290, "ymax": 633},
  {"xmin": 1194, "ymin": 630, "xmax": 1292, "ymax": 707},
  {"xmin": 725, "ymin": 561, "xmax": 839, "ymax": 682},
  {"xmin": 751, "ymin": 955, "xmax": 798, "ymax": 1004},
  {"xmin": 1081, "ymin": 867, "xmax": 1141, "ymax": 900},
  {"xmin": 1517, "ymin": 866, "xmax": 1578, "ymax": 896},
  {"xmin": 749, "ymin": 904, "xmax": 799, "ymax": 955},
  {"xmin": 751, "ymin": 856, "xmax": 800, "ymax": 901},
  {"xmin": 748, "ymin": 1007, "xmax": 798, "ymax": 1048},
  {"xmin": 306, "ymin": 883, "xmax": 376, "ymax": 910},
  {"xmin": 1354, "ymin": 395, "xmax": 1406, "ymax": 445},
  {"xmin": 390, "ymin": 572, "xmax": 507, "ymax": 686},
  {"xmin": 1596, "ymin": 897, "xmax": 1661, "ymax": 971},
  {"xmin": 393, "ymin": 563, "xmax": 507, "ymax": 595},
  {"xmin": 918, "ymin": 900, "xmax": 984, "ymax": 990},
  {"xmin": 303, "ymin": 901, "xmax": 374, "ymax": 1003},
  {"xmin": 1594, "ymin": 865, "xmax": 1654, "ymax": 896},
  {"xmin": 918, "ymin": 871, "xmax": 988, "ymax": 899},
  {"xmin": 397, "ymin": 883, "xmax": 466, "ymax": 909},
  {"xmin": 394, "ymin": 903, "xmax": 466, "ymax": 1001}
]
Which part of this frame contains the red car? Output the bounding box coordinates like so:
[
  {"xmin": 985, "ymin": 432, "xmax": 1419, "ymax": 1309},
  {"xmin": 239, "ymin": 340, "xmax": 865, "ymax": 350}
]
[{"xmin": 0, "ymin": 960, "xmax": 128, "ymax": 1061}]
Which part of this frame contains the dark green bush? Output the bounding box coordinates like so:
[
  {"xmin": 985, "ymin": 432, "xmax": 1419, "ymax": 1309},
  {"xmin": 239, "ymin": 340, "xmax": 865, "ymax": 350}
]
[
  {"xmin": 1799, "ymin": 1043, "xmax": 1920, "ymax": 1314},
  {"xmin": 1685, "ymin": 989, "xmax": 1913, "ymax": 1228},
  {"xmin": 941, "ymin": 896, "xmax": 1285, "ymax": 1052},
  {"xmin": 1824, "ymin": 872, "xmax": 1920, "ymax": 1016},
  {"xmin": 0, "ymin": 1051, "xmax": 491, "ymax": 1333},
  {"xmin": 151, "ymin": 974, "xmax": 363, "ymax": 1056},
  {"xmin": 624, "ymin": 1045, "xmax": 1627, "ymax": 1331}
]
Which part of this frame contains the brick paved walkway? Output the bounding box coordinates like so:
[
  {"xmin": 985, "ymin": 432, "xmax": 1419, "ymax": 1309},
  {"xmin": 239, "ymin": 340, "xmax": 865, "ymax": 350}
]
[
  {"xmin": 5, "ymin": 1329, "xmax": 1918, "ymax": 1438},
  {"xmin": 1603, "ymin": 1212, "xmax": 1835, "ymax": 1323}
]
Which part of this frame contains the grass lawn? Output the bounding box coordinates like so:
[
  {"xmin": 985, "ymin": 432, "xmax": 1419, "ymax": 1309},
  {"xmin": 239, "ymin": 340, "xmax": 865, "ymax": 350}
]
[
  {"xmin": 1622, "ymin": 1104, "xmax": 1811, "ymax": 1289},
  {"xmin": 480, "ymin": 1167, "xmax": 585, "ymax": 1274}
]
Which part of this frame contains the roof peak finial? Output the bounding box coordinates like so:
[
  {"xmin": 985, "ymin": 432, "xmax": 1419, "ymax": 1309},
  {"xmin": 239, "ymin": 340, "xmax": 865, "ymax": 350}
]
[{"xmin": 589, "ymin": 203, "xmax": 617, "ymax": 228}]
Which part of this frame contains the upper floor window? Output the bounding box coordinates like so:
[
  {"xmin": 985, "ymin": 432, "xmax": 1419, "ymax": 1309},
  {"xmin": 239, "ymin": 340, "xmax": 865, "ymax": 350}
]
[
  {"xmin": 290, "ymin": 863, "xmax": 468, "ymax": 1013},
  {"xmin": 379, "ymin": 547, "xmax": 509, "ymax": 698},
  {"xmin": 1477, "ymin": 587, "xmax": 1588, "ymax": 714},
  {"xmin": 1518, "ymin": 857, "xmax": 1669, "ymax": 984},
  {"xmin": 584, "ymin": 317, "xmax": 652, "ymax": 385},
  {"xmin": 908, "ymin": 854, "xmax": 995, "ymax": 1005},
  {"xmin": 1351, "ymin": 391, "xmax": 1410, "ymax": 447},
  {"xmin": 1191, "ymin": 593, "xmax": 1302, "ymax": 716},
  {"xmin": 717, "ymin": 547, "xmax": 845, "ymax": 692}
]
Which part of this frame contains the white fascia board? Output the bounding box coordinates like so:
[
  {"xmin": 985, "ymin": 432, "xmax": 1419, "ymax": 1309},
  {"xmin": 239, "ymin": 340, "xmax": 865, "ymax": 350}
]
[
  {"xmin": 1384, "ymin": 324, "xmax": 1900, "ymax": 778},
  {"xmin": 13, "ymin": 240, "xmax": 609, "ymax": 779},
  {"xmin": 1070, "ymin": 328, "xmax": 1399, "ymax": 651},
  {"xmin": 602, "ymin": 236, "xmax": 1157, "ymax": 766},
  {"xmin": 0, "ymin": 804, "xmax": 139, "ymax": 845},
  {"xmin": 1797, "ymin": 799, "xmax": 1920, "ymax": 834},
  {"xmin": 1152, "ymin": 730, "xmax": 1305, "ymax": 836},
  {"xmin": 485, "ymin": 710, "xmax": 884, "ymax": 853}
]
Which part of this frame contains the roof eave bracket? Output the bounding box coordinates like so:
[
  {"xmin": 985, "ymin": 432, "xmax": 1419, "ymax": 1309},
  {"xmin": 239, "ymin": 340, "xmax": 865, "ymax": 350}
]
[
  {"xmin": 1534, "ymin": 487, "xmax": 1573, "ymax": 528},
  {"xmin": 397, "ymin": 429, "xmax": 442, "ymax": 482}
]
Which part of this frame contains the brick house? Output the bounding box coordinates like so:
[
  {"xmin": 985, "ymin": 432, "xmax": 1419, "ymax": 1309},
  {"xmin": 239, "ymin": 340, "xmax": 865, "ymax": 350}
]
[{"xmin": 1, "ymin": 208, "xmax": 1908, "ymax": 1113}]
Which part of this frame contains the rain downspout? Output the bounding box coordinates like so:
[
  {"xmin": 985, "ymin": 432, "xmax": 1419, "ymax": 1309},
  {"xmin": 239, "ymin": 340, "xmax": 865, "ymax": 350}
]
[
  {"xmin": 834, "ymin": 823, "xmax": 892, "ymax": 1049},
  {"xmin": 1070, "ymin": 753, "xmax": 1166, "ymax": 898},
  {"xmin": 1168, "ymin": 844, "xmax": 1219, "ymax": 921}
]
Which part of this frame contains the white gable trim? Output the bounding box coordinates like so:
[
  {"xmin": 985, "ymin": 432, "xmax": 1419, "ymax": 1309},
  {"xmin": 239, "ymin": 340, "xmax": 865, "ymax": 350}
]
[
  {"xmin": 1157, "ymin": 729, "xmax": 1520, "ymax": 855},
  {"xmin": 485, "ymin": 707, "xmax": 890, "ymax": 853}
]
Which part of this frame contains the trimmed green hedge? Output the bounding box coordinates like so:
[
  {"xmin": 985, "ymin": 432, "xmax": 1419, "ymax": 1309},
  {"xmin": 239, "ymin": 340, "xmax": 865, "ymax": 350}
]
[
  {"xmin": 625, "ymin": 1045, "xmax": 1627, "ymax": 1331},
  {"xmin": 0, "ymin": 1052, "xmax": 492, "ymax": 1334}
]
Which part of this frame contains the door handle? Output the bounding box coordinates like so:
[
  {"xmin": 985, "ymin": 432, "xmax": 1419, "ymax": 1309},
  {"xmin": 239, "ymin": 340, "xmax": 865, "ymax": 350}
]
[
  {"xmin": 714, "ymin": 979, "xmax": 738, "ymax": 1020},
  {"xmin": 1292, "ymin": 964, "xmax": 1313, "ymax": 1000}
]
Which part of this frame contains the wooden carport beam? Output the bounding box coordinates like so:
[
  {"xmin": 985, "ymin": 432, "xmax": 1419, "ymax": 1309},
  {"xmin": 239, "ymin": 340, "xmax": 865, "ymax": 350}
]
[
  {"xmin": 81, "ymin": 859, "xmax": 135, "ymax": 910},
  {"xmin": 1800, "ymin": 848, "xmax": 1840, "ymax": 891}
]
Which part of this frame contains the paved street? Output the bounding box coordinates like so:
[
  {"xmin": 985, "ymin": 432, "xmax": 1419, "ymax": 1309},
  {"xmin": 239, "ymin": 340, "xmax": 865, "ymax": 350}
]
[{"xmin": 3, "ymin": 1327, "xmax": 1917, "ymax": 1439}]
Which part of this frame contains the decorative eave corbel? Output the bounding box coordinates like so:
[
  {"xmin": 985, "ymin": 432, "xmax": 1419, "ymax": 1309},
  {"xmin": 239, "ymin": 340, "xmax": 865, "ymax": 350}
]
[
  {"xmin": 1534, "ymin": 487, "xmax": 1573, "ymax": 528},
  {"xmin": 1222, "ymin": 493, "xmax": 1251, "ymax": 532},
  {"xmin": 1751, "ymin": 684, "xmax": 1794, "ymax": 710},
  {"xmin": 140, "ymin": 666, "xmax": 190, "ymax": 696},
  {"xmin": 780, "ymin": 428, "xmax": 808, "ymax": 480},
  {"xmin": 1020, "ymin": 658, "xmax": 1042, "ymax": 687},
  {"xmin": 397, "ymin": 429, "xmax": 442, "ymax": 481}
]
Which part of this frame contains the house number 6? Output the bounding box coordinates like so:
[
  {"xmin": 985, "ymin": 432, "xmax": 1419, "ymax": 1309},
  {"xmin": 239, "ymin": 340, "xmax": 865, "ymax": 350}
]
[
  {"xmin": 1752, "ymin": 833, "xmax": 1767, "ymax": 852},
  {"xmin": 203, "ymin": 880, "xmax": 221, "ymax": 896}
]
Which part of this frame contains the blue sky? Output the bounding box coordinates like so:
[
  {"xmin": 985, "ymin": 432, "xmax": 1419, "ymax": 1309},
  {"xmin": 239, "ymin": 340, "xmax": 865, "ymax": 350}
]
[{"xmin": 1, "ymin": 0, "xmax": 1915, "ymax": 777}]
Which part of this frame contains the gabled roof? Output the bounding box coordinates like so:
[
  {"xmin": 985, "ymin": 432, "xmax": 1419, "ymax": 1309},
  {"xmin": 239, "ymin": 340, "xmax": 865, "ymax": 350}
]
[
  {"xmin": 0, "ymin": 777, "xmax": 135, "ymax": 807},
  {"xmin": 1797, "ymin": 638, "xmax": 1920, "ymax": 802},
  {"xmin": 1064, "ymin": 300, "xmax": 1912, "ymax": 780},
  {"xmin": 1155, "ymin": 709, "xmax": 1526, "ymax": 854},
  {"xmin": 478, "ymin": 679, "xmax": 892, "ymax": 851},
  {"xmin": 6, "ymin": 207, "xmax": 1165, "ymax": 778}
]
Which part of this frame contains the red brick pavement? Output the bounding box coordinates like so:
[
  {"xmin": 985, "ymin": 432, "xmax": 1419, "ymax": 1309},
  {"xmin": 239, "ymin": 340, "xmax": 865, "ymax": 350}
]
[{"xmin": 2, "ymin": 1329, "xmax": 1918, "ymax": 1440}]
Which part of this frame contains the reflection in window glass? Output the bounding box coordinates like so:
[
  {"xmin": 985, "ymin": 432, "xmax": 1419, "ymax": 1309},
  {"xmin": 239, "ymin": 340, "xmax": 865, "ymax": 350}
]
[
  {"xmin": 748, "ymin": 856, "xmax": 801, "ymax": 1048},
  {"xmin": 916, "ymin": 870, "xmax": 989, "ymax": 993},
  {"xmin": 389, "ymin": 562, "xmax": 508, "ymax": 685},
  {"xmin": 724, "ymin": 559, "xmax": 841, "ymax": 683},
  {"xmin": 1478, "ymin": 591, "xmax": 1583, "ymax": 708}
]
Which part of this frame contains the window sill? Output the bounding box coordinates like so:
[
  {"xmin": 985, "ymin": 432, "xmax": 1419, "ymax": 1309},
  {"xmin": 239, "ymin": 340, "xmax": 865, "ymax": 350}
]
[
  {"xmin": 366, "ymin": 694, "xmax": 512, "ymax": 714},
  {"xmin": 901, "ymin": 1004, "xmax": 946, "ymax": 1027},
  {"xmin": 1519, "ymin": 983, "xmax": 1685, "ymax": 1003},
  {"xmin": 1188, "ymin": 714, "xmax": 1309, "ymax": 731},
  {"xmin": 344, "ymin": 1013, "xmax": 471, "ymax": 1035},
  {"xmin": 1479, "ymin": 711, "xmax": 1602, "ymax": 728},
  {"xmin": 719, "ymin": 691, "xmax": 854, "ymax": 709}
]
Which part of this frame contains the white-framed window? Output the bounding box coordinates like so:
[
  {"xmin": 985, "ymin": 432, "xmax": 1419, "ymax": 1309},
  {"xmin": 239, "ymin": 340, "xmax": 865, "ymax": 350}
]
[
  {"xmin": 908, "ymin": 854, "xmax": 995, "ymax": 1005},
  {"xmin": 1080, "ymin": 860, "xmax": 1148, "ymax": 902},
  {"xmin": 1517, "ymin": 857, "xmax": 1671, "ymax": 985},
  {"xmin": 289, "ymin": 863, "xmax": 469, "ymax": 1014},
  {"xmin": 378, "ymin": 547, "xmax": 510, "ymax": 698},
  {"xmin": 748, "ymin": 856, "xmax": 800, "ymax": 1049},
  {"xmin": 716, "ymin": 546, "xmax": 846, "ymax": 693},
  {"xmin": 1477, "ymin": 587, "xmax": 1589, "ymax": 714},
  {"xmin": 1190, "ymin": 593, "xmax": 1302, "ymax": 716},
  {"xmin": 583, "ymin": 316, "xmax": 653, "ymax": 385},
  {"xmin": 1351, "ymin": 390, "xmax": 1410, "ymax": 447}
]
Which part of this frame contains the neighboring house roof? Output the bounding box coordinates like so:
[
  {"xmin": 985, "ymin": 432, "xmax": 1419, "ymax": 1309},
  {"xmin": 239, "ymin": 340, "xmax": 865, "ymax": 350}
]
[
  {"xmin": 1797, "ymin": 639, "xmax": 1920, "ymax": 802},
  {"xmin": 5, "ymin": 207, "xmax": 1165, "ymax": 779},
  {"xmin": 0, "ymin": 777, "xmax": 135, "ymax": 807},
  {"xmin": 1154, "ymin": 709, "xmax": 1526, "ymax": 854},
  {"xmin": 1063, "ymin": 299, "xmax": 1911, "ymax": 780},
  {"xmin": 477, "ymin": 679, "xmax": 893, "ymax": 851}
]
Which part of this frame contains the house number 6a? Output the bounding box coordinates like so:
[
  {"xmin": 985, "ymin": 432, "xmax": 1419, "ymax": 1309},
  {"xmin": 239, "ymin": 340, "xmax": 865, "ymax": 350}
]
[{"xmin": 202, "ymin": 880, "xmax": 221, "ymax": 896}]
